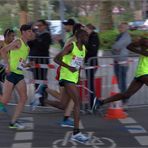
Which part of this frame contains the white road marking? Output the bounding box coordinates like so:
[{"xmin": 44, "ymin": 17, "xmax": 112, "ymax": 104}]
[
  {"xmin": 12, "ymin": 143, "xmax": 32, "ymax": 148},
  {"xmin": 119, "ymin": 115, "xmax": 148, "ymax": 146},
  {"xmin": 125, "ymin": 125, "xmax": 147, "ymax": 134},
  {"xmin": 118, "ymin": 117, "xmax": 137, "ymax": 124},
  {"xmin": 19, "ymin": 117, "xmax": 34, "ymax": 122},
  {"xmin": 24, "ymin": 123, "xmax": 34, "ymax": 130},
  {"xmin": 14, "ymin": 132, "xmax": 33, "ymax": 140},
  {"xmin": 12, "ymin": 117, "xmax": 34, "ymax": 147},
  {"xmin": 134, "ymin": 136, "xmax": 148, "ymax": 146},
  {"xmin": 52, "ymin": 131, "xmax": 117, "ymax": 148}
]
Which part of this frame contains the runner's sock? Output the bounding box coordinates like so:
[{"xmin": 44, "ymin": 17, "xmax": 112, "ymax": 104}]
[
  {"xmin": 73, "ymin": 128, "xmax": 80, "ymax": 135},
  {"xmin": 63, "ymin": 116, "xmax": 70, "ymax": 121}
]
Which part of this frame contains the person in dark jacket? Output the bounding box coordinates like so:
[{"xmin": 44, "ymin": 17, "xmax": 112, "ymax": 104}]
[
  {"xmin": 28, "ymin": 19, "xmax": 52, "ymax": 106},
  {"xmin": 84, "ymin": 24, "xmax": 100, "ymax": 109}
]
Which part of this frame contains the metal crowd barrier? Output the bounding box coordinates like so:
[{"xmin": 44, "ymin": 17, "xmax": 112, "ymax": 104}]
[
  {"xmin": 1, "ymin": 54, "xmax": 147, "ymax": 113},
  {"xmin": 25, "ymin": 56, "xmax": 59, "ymax": 104},
  {"xmin": 83, "ymin": 55, "xmax": 148, "ymax": 109}
]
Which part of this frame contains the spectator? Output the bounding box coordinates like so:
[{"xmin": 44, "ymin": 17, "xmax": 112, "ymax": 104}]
[
  {"xmin": 28, "ymin": 19, "xmax": 52, "ymax": 106},
  {"xmin": 112, "ymin": 22, "xmax": 131, "ymax": 106},
  {"xmin": 84, "ymin": 24, "xmax": 100, "ymax": 109},
  {"xmin": 57, "ymin": 18, "xmax": 76, "ymax": 48},
  {"xmin": 58, "ymin": 18, "xmax": 76, "ymax": 126}
]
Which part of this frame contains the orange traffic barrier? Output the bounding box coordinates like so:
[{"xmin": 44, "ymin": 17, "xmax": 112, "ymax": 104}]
[{"xmin": 104, "ymin": 76, "xmax": 127, "ymax": 119}]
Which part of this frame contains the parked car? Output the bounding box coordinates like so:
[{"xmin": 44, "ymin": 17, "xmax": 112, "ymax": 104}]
[
  {"xmin": 128, "ymin": 20, "xmax": 145, "ymax": 31},
  {"xmin": 140, "ymin": 19, "xmax": 148, "ymax": 31}
]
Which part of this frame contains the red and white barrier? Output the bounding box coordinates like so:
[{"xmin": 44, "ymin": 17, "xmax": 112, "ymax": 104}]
[{"xmin": 29, "ymin": 58, "xmax": 138, "ymax": 70}]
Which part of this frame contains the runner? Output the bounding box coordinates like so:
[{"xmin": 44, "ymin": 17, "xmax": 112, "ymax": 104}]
[
  {"xmin": 92, "ymin": 37, "xmax": 148, "ymax": 110},
  {"xmin": 32, "ymin": 28, "xmax": 89, "ymax": 143},
  {"xmin": 54, "ymin": 28, "xmax": 90, "ymax": 143},
  {"xmin": 0, "ymin": 28, "xmax": 15, "ymax": 49},
  {"xmin": 31, "ymin": 23, "xmax": 84, "ymax": 128},
  {"xmin": 0, "ymin": 29, "xmax": 15, "ymax": 83},
  {"xmin": 0, "ymin": 24, "xmax": 34, "ymax": 129}
]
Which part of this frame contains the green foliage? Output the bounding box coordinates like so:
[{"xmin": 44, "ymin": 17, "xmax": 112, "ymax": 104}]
[
  {"xmin": 99, "ymin": 30, "xmax": 118, "ymax": 50},
  {"xmin": 129, "ymin": 30, "xmax": 148, "ymax": 39},
  {"xmin": 0, "ymin": 3, "xmax": 19, "ymax": 34},
  {"xmin": 99, "ymin": 29, "xmax": 148, "ymax": 50},
  {"xmin": 18, "ymin": 0, "xmax": 28, "ymax": 11}
]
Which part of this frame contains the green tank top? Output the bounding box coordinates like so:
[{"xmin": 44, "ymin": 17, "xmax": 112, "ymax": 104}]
[
  {"xmin": 135, "ymin": 49, "xmax": 148, "ymax": 78},
  {"xmin": 60, "ymin": 42, "xmax": 86, "ymax": 83},
  {"xmin": 9, "ymin": 39, "xmax": 29, "ymax": 75}
]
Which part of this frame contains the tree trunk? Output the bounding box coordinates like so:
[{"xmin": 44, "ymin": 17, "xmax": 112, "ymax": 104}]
[
  {"xmin": 18, "ymin": 0, "xmax": 28, "ymax": 26},
  {"xmin": 33, "ymin": 0, "xmax": 41, "ymax": 20},
  {"xmin": 19, "ymin": 11, "xmax": 28, "ymax": 26},
  {"xmin": 99, "ymin": 1, "xmax": 113, "ymax": 31}
]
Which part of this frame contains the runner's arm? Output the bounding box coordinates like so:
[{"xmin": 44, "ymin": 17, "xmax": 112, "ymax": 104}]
[
  {"xmin": 127, "ymin": 42, "xmax": 148, "ymax": 56},
  {"xmin": 54, "ymin": 43, "xmax": 77, "ymax": 72},
  {"xmin": 77, "ymin": 69, "xmax": 81, "ymax": 84},
  {"xmin": 0, "ymin": 39, "xmax": 21, "ymax": 66}
]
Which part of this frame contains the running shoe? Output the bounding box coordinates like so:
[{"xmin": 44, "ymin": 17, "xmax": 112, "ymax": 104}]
[
  {"xmin": 9, "ymin": 121, "xmax": 25, "ymax": 130},
  {"xmin": 30, "ymin": 84, "xmax": 47, "ymax": 110},
  {"xmin": 35, "ymin": 84, "xmax": 48, "ymax": 96},
  {"xmin": 30, "ymin": 95, "xmax": 40, "ymax": 111},
  {"xmin": 61, "ymin": 118, "xmax": 74, "ymax": 128},
  {"xmin": 0, "ymin": 102, "xmax": 7, "ymax": 113},
  {"xmin": 91, "ymin": 97, "xmax": 103, "ymax": 112},
  {"xmin": 71, "ymin": 132, "xmax": 90, "ymax": 144}
]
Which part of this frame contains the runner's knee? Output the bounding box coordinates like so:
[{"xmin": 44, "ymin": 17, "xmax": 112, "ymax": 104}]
[{"xmin": 20, "ymin": 96, "xmax": 27, "ymax": 103}]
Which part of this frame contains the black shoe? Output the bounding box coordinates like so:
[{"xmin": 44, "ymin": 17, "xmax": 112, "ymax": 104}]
[
  {"xmin": 92, "ymin": 97, "xmax": 103, "ymax": 112},
  {"xmin": 35, "ymin": 84, "xmax": 48, "ymax": 96}
]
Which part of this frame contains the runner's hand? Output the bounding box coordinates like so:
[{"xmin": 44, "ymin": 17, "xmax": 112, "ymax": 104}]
[
  {"xmin": 25, "ymin": 61, "xmax": 35, "ymax": 68},
  {"xmin": 68, "ymin": 66, "xmax": 77, "ymax": 72}
]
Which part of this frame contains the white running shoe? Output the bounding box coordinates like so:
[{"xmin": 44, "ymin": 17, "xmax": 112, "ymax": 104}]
[
  {"xmin": 9, "ymin": 121, "xmax": 25, "ymax": 130},
  {"xmin": 30, "ymin": 93, "xmax": 41, "ymax": 111},
  {"xmin": 71, "ymin": 132, "xmax": 90, "ymax": 144}
]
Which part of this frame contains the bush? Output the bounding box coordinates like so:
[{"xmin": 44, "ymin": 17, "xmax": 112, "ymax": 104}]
[
  {"xmin": 99, "ymin": 30, "xmax": 148, "ymax": 50},
  {"xmin": 129, "ymin": 30, "xmax": 148, "ymax": 40},
  {"xmin": 99, "ymin": 30, "xmax": 118, "ymax": 50}
]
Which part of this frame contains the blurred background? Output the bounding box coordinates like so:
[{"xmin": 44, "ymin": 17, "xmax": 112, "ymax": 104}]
[{"xmin": 0, "ymin": 0, "xmax": 148, "ymax": 49}]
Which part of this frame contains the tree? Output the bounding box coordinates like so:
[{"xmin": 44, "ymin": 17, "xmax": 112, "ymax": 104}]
[
  {"xmin": 0, "ymin": 2, "xmax": 18, "ymax": 33},
  {"xmin": 99, "ymin": 1, "xmax": 114, "ymax": 31},
  {"xmin": 64, "ymin": 0, "xmax": 99, "ymax": 17},
  {"xmin": 17, "ymin": 0, "xmax": 28, "ymax": 26}
]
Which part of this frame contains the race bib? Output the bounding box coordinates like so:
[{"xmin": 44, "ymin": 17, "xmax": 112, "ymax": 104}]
[{"xmin": 71, "ymin": 56, "xmax": 83, "ymax": 70}]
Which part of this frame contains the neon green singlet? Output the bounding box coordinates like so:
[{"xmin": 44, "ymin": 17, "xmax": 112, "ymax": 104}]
[
  {"xmin": 9, "ymin": 39, "xmax": 29, "ymax": 75},
  {"xmin": 135, "ymin": 49, "xmax": 148, "ymax": 78},
  {"xmin": 60, "ymin": 42, "xmax": 86, "ymax": 83}
]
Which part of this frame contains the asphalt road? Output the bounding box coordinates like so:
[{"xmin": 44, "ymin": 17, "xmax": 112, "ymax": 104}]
[{"xmin": 0, "ymin": 105, "xmax": 148, "ymax": 148}]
